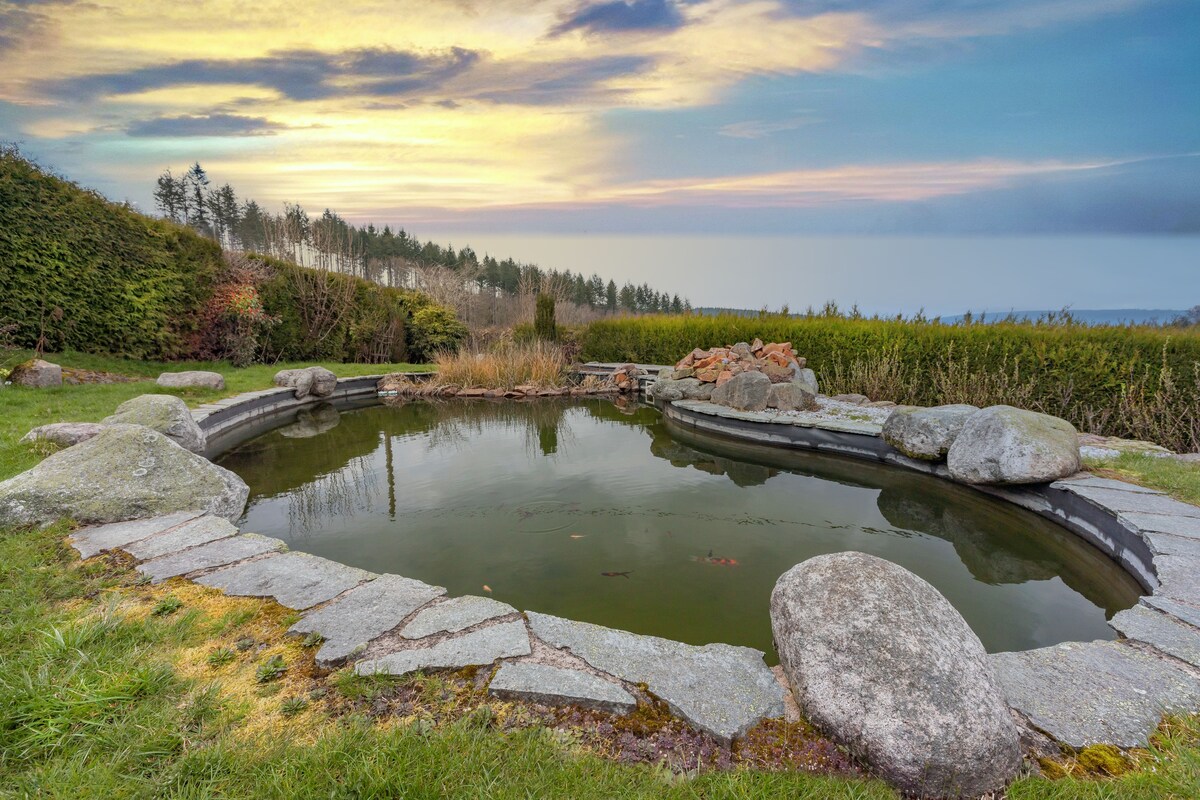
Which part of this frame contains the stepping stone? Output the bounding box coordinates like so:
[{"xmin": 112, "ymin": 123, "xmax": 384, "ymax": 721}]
[
  {"xmin": 138, "ymin": 533, "xmax": 286, "ymax": 583},
  {"xmin": 355, "ymin": 620, "xmax": 531, "ymax": 677},
  {"xmin": 488, "ymin": 661, "xmax": 636, "ymax": 714},
  {"xmin": 990, "ymin": 640, "xmax": 1200, "ymax": 748},
  {"xmin": 1142, "ymin": 596, "xmax": 1200, "ymax": 629},
  {"xmin": 290, "ymin": 574, "xmax": 445, "ymax": 666},
  {"xmin": 1057, "ymin": 485, "xmax": 1200, "ymax": 519},
  {"xmin": 1154, "ymin": 554, "xmax": 1200, "ymax": 605},
  {"xmin": 1123, "ymin": 512, "xmax": 1200, "ymax": 540},
  {"xmin": 70, "ymin": 511, "xmax": 203, "ymax": 558},
  {"xmin": 1111, "ymin": 605, "xmax": 1200, "ymax": 668},
  {"xmin": 197, "ymin": 551, "xmax": 375, "ymax": 610},
  {"xmin": 124, "ymin": 515, "xmax": 237, "ymax": 560},
  {"xmin": 526, "ymin": 611, "xmax": 785, "ymax": 741},
  {"xmin": 1142, "ymin": 531, "xmax": 1200, "ymax": 559},
  {"xmin": 401, "ymin": 595, "xmax": 515, "ymax": 639}
]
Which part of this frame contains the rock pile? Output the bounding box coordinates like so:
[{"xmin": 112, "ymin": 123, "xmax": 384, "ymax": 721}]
[{"xmin": 667, "ymin": 340, "xmax": 815, "ymax": 390}]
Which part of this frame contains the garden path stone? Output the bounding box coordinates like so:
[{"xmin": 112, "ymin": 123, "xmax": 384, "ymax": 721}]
[
  {"xmin": 1142, "ymin": 531, "xmax": 1200, "ymax": 559},
  {"xmin": 401, "ymin": 595, "xmax": 515, "ymax": 639},
  {"xmin": 488, "ymin": 662, "xmax": 636, "ymax": 714},
  {"xmin": 137, "ymin": 533, "xmax": 286, "ymax": 583},
  {"xmin": 990, "ymin": 640, "xmax": 1200, "ymax": 748},
  {"xmin": 196, "ymin": 551, "xmax": 375, "ymax": 610},
  {"xmin": 1142, "ymin": 596, "xmax": 1200, "ymax": 629},
  {"xmin": 355, "ymin": 619, "xmax": 530, "ymax": 676},
  {"xmin": 525, "ymin": 611, "xmax": 784, "ymax": 741},
  {"xmin": 1122, "ymin": 512, "xmax": 1200, "ymax": 539},
  {"xmin": 290, "ymin": 574, "xmax": 446, "ymax": 665},
  {"xmin": 1154, "ymin": 554, "xmax": 1200, "ymax": 604},
  {"xmin": 69, "ymin": 511, "xmax": 202, "ymax": 558},
  {"xmin": 124, "ymin": 515, "xmax": 237, "ymax": 560},
  {"xmin": 1057, "ymin": 484, "xmax": 1200, "ymax": 519},
  {"xmin": 1053, "ymin": 476, "xmax": 1163, "ymax": 494},
  {"xmin": 1111, "ymin": 605, "xmax": 1200, "ymax": 668}
]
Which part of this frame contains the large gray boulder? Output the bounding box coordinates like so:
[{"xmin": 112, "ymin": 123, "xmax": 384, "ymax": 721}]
[
  {"xmin": 274, "ymin": 366, "xmax": 338, "ymax": 399},
  {"xmin": 791, "ymin": 366, "xmax": 819, "ymax": 395},
  {"xmin": 771, "ymin": 552, "xmax": 1021, "ymax": 798},
  {"xmin": 0, "ymin": 424, "xmax": 248, "ymax": 528},
  {"xmin": 156, "ymin": 371, "xmax": 225, "ymax": 390},
  {"xmin": 947, "ymin": 405, "xmax": 1080, "ymax": 485},
  {"xmin": 103, "ymin": 394, "xmax": 206, "ymax": 454},
  {"xmin": 710, "ymin": 371, "xmax": 771, "ymax": 412},
  {"xmin": 768, "ymin": 382, "xmax": 817, "ymax": 412},
  {"xmin": 8, "ymin": 359, "xmax": 62, "ymax": 388},
  {"xmin": 883, "ymin": 404, "xmax": 978, "ymax": 460},
  {"xmin": 21, "ymin": 422, "xmax": 105, "ymax": 448}
]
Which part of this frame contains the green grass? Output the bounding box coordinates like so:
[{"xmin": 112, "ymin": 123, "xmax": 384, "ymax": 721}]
[
  {"xmin": 1084, "ymin": 452, "xmax": 1200, "ymax": 507},
  {"xmin": 0, "ymin": 349, "xmax": 429, "ymax": 481}
]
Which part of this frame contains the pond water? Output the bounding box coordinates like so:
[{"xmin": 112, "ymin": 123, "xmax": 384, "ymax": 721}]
[{"xmin": 218, "ymin": 398, "xmax": 1141, "ymax": 660}]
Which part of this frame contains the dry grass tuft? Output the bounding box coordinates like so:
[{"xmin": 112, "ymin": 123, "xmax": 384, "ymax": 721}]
[{"xmin": 434, "ymin": 341, "xmax": 569, "ymax": 391}]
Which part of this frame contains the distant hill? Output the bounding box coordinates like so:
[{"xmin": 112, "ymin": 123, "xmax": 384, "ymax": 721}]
[{"xmin": 695, "ymin": 307, "xmax": 1190, "ymax": 326}]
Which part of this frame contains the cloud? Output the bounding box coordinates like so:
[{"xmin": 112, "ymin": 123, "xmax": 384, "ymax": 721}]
[
  {"xmin": 42, "ymin": 46, "xmax": 482, "ymax": 103},
  {"xmin": 125, "ymin": 113, "xmax": 283, "ymax": 137},
  {"xmin": 717, "ymin": 116, "xmax": 818, "ymax": 139},
  {"xmin": 467, "ymin": 55, "xmax": 651, "ymax": 105},
  {"xmin": 550, "ymin": 0, "xmax": 685, "ymax": 37}
]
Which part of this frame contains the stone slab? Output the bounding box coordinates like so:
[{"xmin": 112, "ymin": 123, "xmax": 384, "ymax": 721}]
[
  {"xmin": 526, "ymin": 611, "xmax": 785, "ymax": 741},
  {"xmin": 1057, "ymin": 484, "xmax": 1200, "ymax": 519},
  {"xmin": 1142, "ymin": 596, "xmax": 1200, "ymax": 630},
  {"xmin": 401, "ymin": 595, "xmax": 515, "ymax": 639},
  {"xmin": 69, "ymin": 511, "xmax": 202, "ymax": 559},
  {"xmin": 1142, "ymin": 531, "xmax": 1200, "ymax": 559},
  {"xmin": 290, "ymin": 574, "xmax": 446, "ymax": 665},
  {"xmin": 1154, "ymin": 554, "xmax": 1200, "ymax": 605},
  {"xmin": 355, "ymin": 619, "xmax": 531, "ymax": 676},
  {"xmin": 137, "ymin": 533, "xmax": 286, "ymax": 583},
  {"xmin": 196, "ymin": 551, "xmax": 375, "ymax": 610},
  {"xmin": 990, "ymin": 640, "xmax": 1200, "ymax": 748},
  {"xmin": 488, "ymin": 661, "xmax": 636, "ymax": 714},
  {"xmin": 124, "ymin": 515, "xmax": 237, "ymax": 560},
  {"xmin": 1111, "ymin": 605, "xmax": 1200, "ymax": 668},
  {"xmin": 1122, "ymin": 512, "xmax": 1200, "ymax": 540},
  {"xmin": 1052, "ymin": 476, "xmax": 1163, "ymax": 494}
]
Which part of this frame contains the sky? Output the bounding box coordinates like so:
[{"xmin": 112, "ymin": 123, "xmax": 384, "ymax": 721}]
[{"xmin": 1, "ymin": 0, "xmax": 1198, "ymax": 239}]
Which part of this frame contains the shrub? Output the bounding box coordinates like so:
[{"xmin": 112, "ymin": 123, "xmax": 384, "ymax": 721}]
[
  {"xmin": 579, "ymin": 313, "xmax": 1200, "ymax": 451},
  {"xmin": 534, "ymin": 293, "xmax": 557, "ymax": 341},
  {"xmin": 408, "ymin": 305, "xmax": 469, "ymax": 361}
]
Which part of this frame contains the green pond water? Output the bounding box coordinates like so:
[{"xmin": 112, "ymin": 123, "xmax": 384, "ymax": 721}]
[{"xmin": 218, "ymin": 398, "xmax": 1141, "ymax": 660}]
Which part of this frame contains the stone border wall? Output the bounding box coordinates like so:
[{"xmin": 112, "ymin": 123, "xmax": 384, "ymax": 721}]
[{"xmin": 60, "ymin": 373, "xmax": 1200, "ymax": 755}]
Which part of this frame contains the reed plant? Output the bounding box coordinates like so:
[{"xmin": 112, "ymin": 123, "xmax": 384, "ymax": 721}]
[{"xmin": 433, "ymin": 340, "xmax": 569, "ymax": 391}]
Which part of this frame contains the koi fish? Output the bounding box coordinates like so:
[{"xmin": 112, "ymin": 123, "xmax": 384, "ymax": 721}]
[
  {"xmin": 601, "ymin": 571, "xmax": 631, "ymax": 578},
  {"xmin": 569, "ymin": 534, "xmax": 586, "ymax": 539},
  {"xmin": 691, "ymin": 549, "xmax": 739, "ymax": 566},
  {"xmin": 482, "ymin": 584, "xmax": 493, "ymax": 593}
]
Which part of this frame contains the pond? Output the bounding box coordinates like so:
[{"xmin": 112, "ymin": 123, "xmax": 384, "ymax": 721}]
[{"xmin": 217, "ymin": 398, "xmax": 1141, "ymax": 660}]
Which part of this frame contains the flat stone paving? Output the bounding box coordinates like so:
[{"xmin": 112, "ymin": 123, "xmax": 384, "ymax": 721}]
[
  {"xmin": 70, "ymin": 511, "xmax": 202, "ymax": 558},
  {"xmin": 1057, "ymin": 483, "xmax": 1200, "ymax": 519},
  {"xmin": 990, "ymin": 640, "xmax": 1200, "ymax": 748},
  {"xmin": 1111, "ymin": 605, "xmax": 1200, "ymax": 669},
  {"xmin": 1153, "ymin": 554, "xmax": 1200, "ymax": 605},
  {"xmin": 526, "ymin": 611, "xmax": 785, "ymax": 741},
  {"xmin": 1123, "ymin": 512, "xmax": 1200, "ymax": 539},
  {"xmin": 196, "ymin": 551, "xmax": 375, "ymax": 610},
  {"xmin": 138, "ymin": 533, "xmax": 286, "ymax": 583},
  {"xmin": 488, "ymin": 661, "xmax": 636, "ymax": 714},
  {"xmin": 1142, "ymin": 596, "xmax": 1200, "ymax": 629},
  {"xmin": 290, "ymin": 574, "xmax": 446, "ymax": 665},
  {"xmin": 124, "ymin": 515, "xmax": 237, "ymax": 560},
  {"xmin": 355, "ymin": 620, "xmax": 531, "ymax": 677},
  {"xmin": 402, "ymin": 595, "xmax": 515, "ymax": 639}
]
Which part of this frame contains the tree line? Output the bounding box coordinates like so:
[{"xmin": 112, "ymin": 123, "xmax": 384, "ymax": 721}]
[{"xmin": 153, "ymin": 164, "xmax": 691, "ymax": 316}]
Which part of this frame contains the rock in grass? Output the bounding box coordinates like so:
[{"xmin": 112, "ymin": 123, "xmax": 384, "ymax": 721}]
[
  {"xmin": 156, "ymin": 370, "xmax": 225, "ymax": 390},
  {"xmin": 20, "ymin": 422, "xmax": 105, "ymax": 448},
  {"xmin": 710, "ymin": 370, "xmax": 771, "ymax": 412},
  {"xmin": 882, "ymin": 404, "xmax": 979, "ymax": 460},
  {"xmin": 771, "ymin": 552, "xmax": 1021, "ymax": 798},
  {"xmin": 8, "ymin": 359, "xmax": 62, "ymax": 387},
  {"xmin": 0, "ymin": 424, "xmax": 248, "ymax": 528},
  {"xmin": 947, "ymin": 405, "xmax": 1080, "ymax": 484},
  {"xmin": 274, "ymin": 366, "xmax": 337, "ymax": 399},
  {"xmin": 103, "ymin": 394, "xmax": 206, "ymax": 454}
]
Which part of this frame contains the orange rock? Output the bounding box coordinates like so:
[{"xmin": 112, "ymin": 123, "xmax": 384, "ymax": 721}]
[
  {"xmin": 751, "ymin": 338, "xmax": 764, "ymax": 352},
  {"xmin": 612, "ymin": 370, "xmax": 627, "ymax": 382},
  {"xmin": 761, "ymin": 343, "xmax": 784, "ymax": 356},
  {"xmin": 677, "ymin": 353, "xmax": 696, "ymax": 368},
  {"xmin": 695, "ymin": 368, "xmax": 720, "ymax": 382},
  {"xmin": 694, "ymin": 355, "xmax": 722, "ymax": 370},
  {"xmin": 715, "ymin": 370, "xmax": 734, "ymax": 386},
  {"xmin": 766, "ymin": 351, "xmax": 790, "ymax": 367}
]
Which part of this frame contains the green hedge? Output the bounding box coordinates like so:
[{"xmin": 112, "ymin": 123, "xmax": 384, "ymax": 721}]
[
  {"xmin": 0, "ymin": 147, "xmax": 221, "ymax": 359},
  {"xmin": 0, "ymin": 149, "xmax": 466, "ymax": 364},
  {"xmin": 580, "ymin": 314, "xmax": 1200, "ymax": 449}
]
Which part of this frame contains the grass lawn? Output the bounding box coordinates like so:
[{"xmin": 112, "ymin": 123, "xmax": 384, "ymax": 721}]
[
  {"xmin": 2, "ymin": 350, "xmax": 1199, "ymax": 798},
  {"xmin": 0, "ymin": 349, "xmax": 430, "ymax": 482}
]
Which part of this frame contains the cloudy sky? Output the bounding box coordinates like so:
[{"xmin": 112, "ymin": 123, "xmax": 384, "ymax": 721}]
[{"xmin": 1, "ymin": 0, "xmax": 1198, "ymax": 235}]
